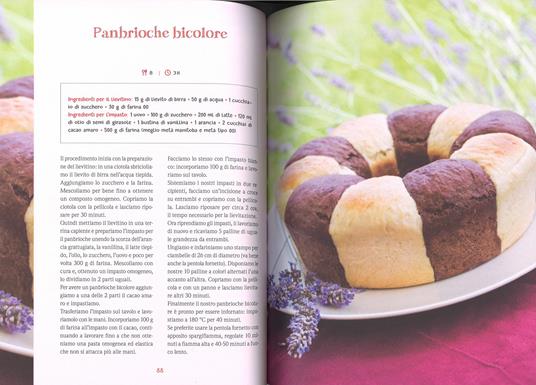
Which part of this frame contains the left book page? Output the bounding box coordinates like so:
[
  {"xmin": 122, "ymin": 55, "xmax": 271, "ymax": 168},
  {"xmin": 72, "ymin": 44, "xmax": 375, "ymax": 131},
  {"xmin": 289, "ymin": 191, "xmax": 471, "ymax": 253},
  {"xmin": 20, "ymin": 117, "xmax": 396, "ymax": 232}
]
[{"xmin": 34, "ymin": 1, "xmax": 266, "ymax": 385}]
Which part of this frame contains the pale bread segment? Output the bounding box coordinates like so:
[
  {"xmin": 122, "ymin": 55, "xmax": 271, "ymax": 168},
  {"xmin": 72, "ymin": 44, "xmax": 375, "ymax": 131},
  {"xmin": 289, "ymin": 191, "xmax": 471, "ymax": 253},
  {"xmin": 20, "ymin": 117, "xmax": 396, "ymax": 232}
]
[
  {"xmin": 331, "ymin": 114, "xmax": 398, "ymax": 176},
  {"xmin": 428, "ymin": 103, "xmax": 496, "ymax": 160},
  {"xmin": 0, "ymin": 96, "xmax": 33, "ymax": 134},
  {"xmin": 277, "ymin": 155, "xmax": 355, "ymax": 216},
  {"xmin": 329, "ymin": 175, "xmax": 434, "ymax": 288},
  {"xmin": 25, "ymin": 200, "xmax": 34, "ymax": 295},
  {"xmin": 452, "ymin": 133, "xmax": 536, "ymax": 251}
]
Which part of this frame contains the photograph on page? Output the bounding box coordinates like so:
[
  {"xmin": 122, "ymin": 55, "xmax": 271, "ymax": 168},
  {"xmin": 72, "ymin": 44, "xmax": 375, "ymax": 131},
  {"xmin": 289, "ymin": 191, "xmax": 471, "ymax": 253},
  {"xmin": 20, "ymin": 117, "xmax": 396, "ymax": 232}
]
[
  {"xmin": 0, "ymin": 0, "xmax": 34, "ymax": 382},
  {"xmin": 267, "ymin": 1, "xmax": 536, "ymax": 384}
]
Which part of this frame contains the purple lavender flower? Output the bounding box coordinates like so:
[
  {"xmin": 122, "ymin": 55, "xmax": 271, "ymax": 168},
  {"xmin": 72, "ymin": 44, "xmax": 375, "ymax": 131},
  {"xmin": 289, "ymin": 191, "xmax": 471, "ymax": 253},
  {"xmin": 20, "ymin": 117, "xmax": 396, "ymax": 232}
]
[
  {"xmin": 0, "ymin": 6, "xmax": 14, "ymax": 42},
  {"xmin": 267, "ymin": 138, "xmax": 279, "ymax": 152},
  {"xmin": 385, "ymin": 0, "xmax": 401, "ymax": 22},
  {"xmin": 529, "ymin": 100, "xmax": 536, "ymax": 116},
  {"xmin": 305, "ymin": 273, "xmax": 359, "ymax": 307},
  {"xmin": 268, "ymin": 263, "xmax": 360, "ymax": 358},
  {"xmin": 268, "ymin": 139, "xmax": 293, "ymax": 153},
  {"xmin": 443, "ymin": 76, "xmax": 460, "ymax": 90},
  {"xmin": 267, "ymin": 32, "xmax": 280, "ymax": 49},
  {"xmin": 380, "ymin": 60, "xmax": 397, "ymax": 76},
  {"xmin": 278, "ymin": 262, "xmax": 303, "ymax": 302},
  {"xmin": 283, "ymin": 41, "xmax": 298, "ymax": 65},
  {"xmin": 286, "ymin": 299, "xmax": 320, "ymax": 358},
  {"xmin": 304, "ymin": 91, "xmax": 318, "ymax": 105},
  {"xmin": 494, "ymin": 85, "xmax": 505, "ymax": 101},
  {"xmin": 416, "ymin": 64, "xmax": 435, "ymax": 84},
  {"xmin": 329, "ymin": 74, "xmax": 355, "ymax": 92},
  {"xmin": 318, "ymin": 283, "xmax": 358, "ymax": 307},
  {"xmin": 275, "ymin": 106, "xmax": 295, "ymax": 126},
  {"xmin": 446, "ymin": 65, "xmax": 466, "ymax": 86},
  {"xmin": 311, "ymin": 24, "xmax": 326, "ymax": 36},
  {"xmin": 310, "ymin": 67, "xmax": 327, "ymax": 78},
  {"xmin": 425, "ymin": 20, "xmax": 447, "ymax": 41},
  {"xmin": 374, "ymin": 22, "xmax": 397, "ymax": 44},
  {"xmin": 520, "ymin": 18, "xmax": 536, "ymax": 45},
  {"xmin": 267, "ymin": 262, "xmax": 303, "ymax": 308},
  {"xmin": 499, "ymin": 56, "xmax": 518, "ymax": 69},
  {"xmin": 268, "ymin": 275, "xmax": 289, "ymax": 309},
  {"xmin": 0, "ymin": 291, "xmax": 33, "ymax": 333},
  {"xmin": 400, "ymin": 33, "xmax": 421, "ymax": 47},
  {"xmin": 267, "ymin": 265, "xmax": 361, "ymax": 309},
  {"xmin": 279, "ymin": 142, "xmax": 293, "ymax": 153},
  {"xmin": 429, "ymin": 41, "xmax": 443, "ymax": 57},
  {"xmin": 450, "ymin": 43, "xmax": 470, "ymax": 66}
]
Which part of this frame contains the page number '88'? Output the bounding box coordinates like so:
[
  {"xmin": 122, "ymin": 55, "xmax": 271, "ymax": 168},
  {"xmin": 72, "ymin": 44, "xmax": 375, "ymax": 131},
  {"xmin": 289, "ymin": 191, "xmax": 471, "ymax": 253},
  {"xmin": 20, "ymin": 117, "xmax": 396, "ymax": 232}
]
[{"xmin": 156, "ymin": 368, "xmax": 164, "ymax": 374}]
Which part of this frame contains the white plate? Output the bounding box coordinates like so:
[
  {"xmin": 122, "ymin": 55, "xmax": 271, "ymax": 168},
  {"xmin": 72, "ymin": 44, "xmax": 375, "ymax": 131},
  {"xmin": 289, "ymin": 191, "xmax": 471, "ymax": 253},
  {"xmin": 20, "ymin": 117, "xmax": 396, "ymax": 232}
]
[
  {"xmin": 0, "ymin": 329, "xmax": 33, "ymax": 357},
  {"xmin": 268, "ymin": 207, "xmax": 536, "ymax": 320}
]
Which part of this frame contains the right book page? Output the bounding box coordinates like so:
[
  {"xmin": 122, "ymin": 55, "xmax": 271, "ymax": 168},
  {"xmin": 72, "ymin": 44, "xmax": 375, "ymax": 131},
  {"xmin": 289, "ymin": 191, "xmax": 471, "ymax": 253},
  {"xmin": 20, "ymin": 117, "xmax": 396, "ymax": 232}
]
[{"xmin": 266, "ymin": 1, "xmax": 536, "ymax": 384}]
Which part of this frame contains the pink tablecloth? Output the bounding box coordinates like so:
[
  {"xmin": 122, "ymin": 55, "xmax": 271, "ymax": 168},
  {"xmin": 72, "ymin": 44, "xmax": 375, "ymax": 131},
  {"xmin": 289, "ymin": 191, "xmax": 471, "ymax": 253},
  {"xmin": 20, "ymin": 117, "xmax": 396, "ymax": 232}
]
[
  {"xmin": 268, "ymin": 269, "xmax": 536, "ymax": 385},
  {"xmin": 0, "ymin": 352, "xmax": 32, "ymax": 385}
]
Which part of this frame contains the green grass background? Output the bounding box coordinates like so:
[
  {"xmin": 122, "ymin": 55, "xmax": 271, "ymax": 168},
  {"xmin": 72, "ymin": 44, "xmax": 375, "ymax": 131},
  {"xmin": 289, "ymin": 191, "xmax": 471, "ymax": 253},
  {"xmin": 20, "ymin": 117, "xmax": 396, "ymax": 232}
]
[
  {"xmin": 268, "ymin": 0, "xmax": 536, "ymax": 205},
  {"xmin": 0, "ymin": 0, "xmax": 33, "ymax": 83}
]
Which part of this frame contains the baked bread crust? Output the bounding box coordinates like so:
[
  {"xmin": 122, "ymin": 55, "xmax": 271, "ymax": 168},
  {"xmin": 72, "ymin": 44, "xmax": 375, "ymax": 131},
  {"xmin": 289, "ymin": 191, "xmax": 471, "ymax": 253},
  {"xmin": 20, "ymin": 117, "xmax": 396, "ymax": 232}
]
[
  {"xmin": 451, "ymin": 110, "xmax": 536, "ymax": 153},
  {"xmin": 285, "ymin": 175, "xmax": 364, "ymax": 286},
  {"xmin": 277, "ymin": 155, "xmax": 355, "ymax": 215},
  {"xmin": 0, "ymin": 76, "xmax": 34, "ymax": 100},
  {"xmin": 0, "ymin": 133, "xmax": 34, "ymax": 305},
  {"xmin": 452, "ymin": 133, "xmax": 536, "ymax": 251},
  {"xmin": 427, "ymin": 103, "xmax": 497, "ymax": 160},
  {"xmin": 403, "ymin": 159, "xmax": 500, "ymax": 280},
  {"xmin": 330, "ymin": 114, "xmax": 398, "ymax": 176},
  {"xmin": 388, "ymin": 104, "xmax": 446, "ymax": 176},
  {"xmin": 279, "ymin": 104, "xmax": 536, "ymax": 288},
  {"xmin": 286, "ymin": 136, "xmax": 371, "ymax": 178}
]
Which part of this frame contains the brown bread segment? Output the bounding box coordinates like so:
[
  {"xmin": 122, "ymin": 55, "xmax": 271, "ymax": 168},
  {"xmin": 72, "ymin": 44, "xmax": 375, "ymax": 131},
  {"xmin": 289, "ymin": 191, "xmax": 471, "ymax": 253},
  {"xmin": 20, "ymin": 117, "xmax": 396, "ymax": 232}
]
[
  {"xmin": 388, "ymin": 104, "xmax": 446, "ymax": 176},
  {"xmin": 450, "ymin": 110, "xmax": 536, "ymax": 153},
  {"xmin": 285, "ymin": 136, "xmax": 372, "ymax": 178},
  {"xmin": 403, "ymin": 159, "xmax": 500, "ymax": 280},
  {"xmin": 0, "ymin": 76, "xmax": 34, "ymax": 99},
  {"xmin": 285, "ymin": 174, "xmax": 364, "ymax": 286},
  {"xmin": 0, "ymin": 132, "xmax": 34, "ymax": 306}
]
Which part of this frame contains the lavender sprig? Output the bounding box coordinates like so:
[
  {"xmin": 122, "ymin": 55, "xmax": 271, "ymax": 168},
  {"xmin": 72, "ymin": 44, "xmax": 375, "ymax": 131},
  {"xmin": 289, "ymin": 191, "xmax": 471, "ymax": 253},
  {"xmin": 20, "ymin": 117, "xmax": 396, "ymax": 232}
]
[
  {"xmin": 0, "ymin": 291, "xmax": 33, "ymax": 334},
  {"xmin": 267, "ymin": 32, "xmax": 281, "ymax": 49},
  {"xmin": 267, "ymin": 138, "xmax": 292, "ymax": 154},
  {"xmin": 277, "ymin": 262, "xmax": 304, "ymax": 302},
  {"xmin": 283, "ymin": 41, "xmax": 298, "ymax": 65},
  {"xmin": 0, "ymin": 6, "xmax": 14, "ymax": 42},
  {"xmin": 286, "ymin": 298, "xmax": 319, "ymax": 358},
  {"xmin": 329, "ymin": 74, "xmax": 355, "ymax": 92},
  {"xmin": 425, "ymin": 19, "xmax": 448, "ymax": 41},
  {"xmin": 374, "ymin": 22, "xmax": 397, "ymax": 44},
  {"xmin": 305, "ymin": 273, "xmax": 359, "ymax": 307},
  {"xmin": 385, "ymin": 0, "xmax": 402, "ymax": 22},
  {"xmin": 275, "ymin": 106, "xmax": 295, "ymax": 127},
  {"xmin": 268, "ymin": 262, "xmax": 360, "ymax": 358},
  {"xmin": 311, "ymin": 24, "xmax": 326, "ymax": 37}
]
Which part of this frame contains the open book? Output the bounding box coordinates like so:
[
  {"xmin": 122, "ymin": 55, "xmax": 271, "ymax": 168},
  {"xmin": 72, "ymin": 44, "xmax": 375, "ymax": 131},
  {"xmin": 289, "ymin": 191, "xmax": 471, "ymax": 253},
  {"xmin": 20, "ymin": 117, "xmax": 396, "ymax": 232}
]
[{"xmin": 1, "ymin": 0, "xmax": 536, "ymax": 384}]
